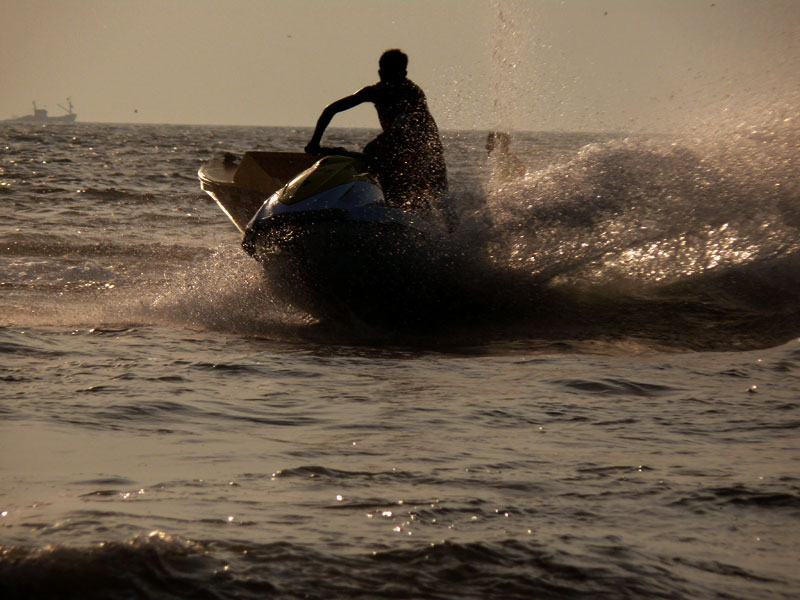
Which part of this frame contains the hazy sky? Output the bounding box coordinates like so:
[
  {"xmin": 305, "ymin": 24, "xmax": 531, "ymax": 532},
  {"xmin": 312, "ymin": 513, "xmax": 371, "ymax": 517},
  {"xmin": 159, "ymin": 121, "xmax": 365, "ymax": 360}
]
[{"xmin": 2, "ymin": 0, "xmax": 798, "ymax": 132}]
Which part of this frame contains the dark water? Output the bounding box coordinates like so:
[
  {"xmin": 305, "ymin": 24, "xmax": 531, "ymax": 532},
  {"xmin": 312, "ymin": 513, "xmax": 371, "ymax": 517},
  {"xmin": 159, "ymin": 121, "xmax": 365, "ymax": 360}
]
[{"xmin": 1, "ymin": 117, "xmax": 799, "ymax": 599}]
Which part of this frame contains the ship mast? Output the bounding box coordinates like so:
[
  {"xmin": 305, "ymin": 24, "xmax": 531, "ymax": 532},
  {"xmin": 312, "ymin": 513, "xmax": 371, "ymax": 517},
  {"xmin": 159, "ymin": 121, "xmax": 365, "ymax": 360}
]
[{"xmin": 57, "ymin": 98, "xmax": 74, "ymax": 115}]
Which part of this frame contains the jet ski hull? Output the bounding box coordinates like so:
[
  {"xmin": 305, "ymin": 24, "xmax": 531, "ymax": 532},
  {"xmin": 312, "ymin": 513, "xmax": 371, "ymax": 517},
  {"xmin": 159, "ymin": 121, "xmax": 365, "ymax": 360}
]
[
  {"xmin": 201, "ymin": 152, "xmax": 456, "ymax": 328},
  {"xmin": 245, "ymin": 207, "xmax": 456, "ymax": 327}
]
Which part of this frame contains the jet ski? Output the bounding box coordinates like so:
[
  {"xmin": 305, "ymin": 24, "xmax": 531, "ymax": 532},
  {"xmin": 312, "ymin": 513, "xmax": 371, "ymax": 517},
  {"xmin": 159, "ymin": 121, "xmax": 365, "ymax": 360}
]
[{"xmin": 198, "ymin": 149, "xmax": 456, "ymax": 327}]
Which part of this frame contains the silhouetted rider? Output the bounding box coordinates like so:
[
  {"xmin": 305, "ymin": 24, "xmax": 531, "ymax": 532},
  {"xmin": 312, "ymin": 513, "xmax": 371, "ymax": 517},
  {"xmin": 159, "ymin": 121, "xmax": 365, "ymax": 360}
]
[{"xmin": 305, "ymin": 49, "xmax": 447, "ymax": 211}]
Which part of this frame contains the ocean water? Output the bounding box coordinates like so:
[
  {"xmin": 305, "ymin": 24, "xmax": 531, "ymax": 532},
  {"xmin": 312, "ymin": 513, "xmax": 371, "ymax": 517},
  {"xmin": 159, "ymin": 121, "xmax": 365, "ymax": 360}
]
[{"xmin": 1, "ymin": 117, "xmax": 799, "ymax": 599}]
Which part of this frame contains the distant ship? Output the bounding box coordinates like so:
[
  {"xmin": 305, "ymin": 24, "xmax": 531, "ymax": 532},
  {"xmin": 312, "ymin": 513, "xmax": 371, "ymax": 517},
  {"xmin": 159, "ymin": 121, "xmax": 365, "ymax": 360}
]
[{"xmin": 5, "ymin": 98, "xmax": 77, "ymax": 123}]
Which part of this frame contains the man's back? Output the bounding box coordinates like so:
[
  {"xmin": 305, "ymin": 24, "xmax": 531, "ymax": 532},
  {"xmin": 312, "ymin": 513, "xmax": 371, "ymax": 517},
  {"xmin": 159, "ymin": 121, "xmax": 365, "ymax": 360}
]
[{"xmin": 361, "ymin": 78, "xmax": 447, "ymax": 209}]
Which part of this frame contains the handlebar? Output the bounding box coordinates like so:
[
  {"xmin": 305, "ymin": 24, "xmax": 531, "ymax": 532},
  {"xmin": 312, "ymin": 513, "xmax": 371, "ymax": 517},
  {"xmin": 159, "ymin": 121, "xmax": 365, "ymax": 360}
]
[{"xmin": 314, "ymin": 146, "xmax": 370, "ymax": 162}]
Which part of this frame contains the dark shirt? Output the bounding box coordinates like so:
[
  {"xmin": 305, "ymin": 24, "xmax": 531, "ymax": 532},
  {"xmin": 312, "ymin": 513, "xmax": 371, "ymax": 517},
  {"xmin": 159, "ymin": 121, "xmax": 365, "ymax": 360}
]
[
  {"xmin": 362, "ymin": 79, "xmax": 429, "ymax": 132},
  {"xmin": 358, "ymin": 79, "xmax": 447, "ymax": 209}
]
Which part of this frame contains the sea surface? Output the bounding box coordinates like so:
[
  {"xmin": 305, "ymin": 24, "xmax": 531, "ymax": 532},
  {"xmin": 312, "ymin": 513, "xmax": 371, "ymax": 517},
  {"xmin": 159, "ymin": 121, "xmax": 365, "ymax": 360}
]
[{"xmin": 1, "ymin": 118, "xmax": 799, "ymax": 599}]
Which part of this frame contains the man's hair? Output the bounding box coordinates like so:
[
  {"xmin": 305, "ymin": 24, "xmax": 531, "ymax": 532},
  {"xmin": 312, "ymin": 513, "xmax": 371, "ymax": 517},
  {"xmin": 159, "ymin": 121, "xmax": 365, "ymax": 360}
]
[{"xmin": 379, "ymin": 49, "xmax": 408, "ymax": 74}]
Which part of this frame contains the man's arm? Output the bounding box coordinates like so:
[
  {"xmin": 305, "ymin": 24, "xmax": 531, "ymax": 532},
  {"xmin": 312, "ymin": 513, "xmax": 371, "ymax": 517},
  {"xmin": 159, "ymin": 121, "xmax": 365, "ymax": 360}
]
[{"xmin": 305, "ymin": 87, "xmax": 374, "ymax": 154}]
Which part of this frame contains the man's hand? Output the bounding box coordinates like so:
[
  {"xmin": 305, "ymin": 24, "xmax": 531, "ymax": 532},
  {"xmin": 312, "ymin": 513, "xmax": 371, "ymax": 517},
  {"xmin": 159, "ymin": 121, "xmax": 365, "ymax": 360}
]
[{"xmin": 305, "ymin": 141, "xmax": 321, "ymax": 155}]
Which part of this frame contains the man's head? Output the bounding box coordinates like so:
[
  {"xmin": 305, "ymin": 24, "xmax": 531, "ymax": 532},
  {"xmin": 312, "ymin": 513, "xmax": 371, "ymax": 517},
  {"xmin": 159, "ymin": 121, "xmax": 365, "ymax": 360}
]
[
  {"xmin": 486, "ymin": 131, "xmax": 512, "ymax": 153},
  {"xmin": 379, "ymin": 49, "xmax": 408, "ymax": 83}
]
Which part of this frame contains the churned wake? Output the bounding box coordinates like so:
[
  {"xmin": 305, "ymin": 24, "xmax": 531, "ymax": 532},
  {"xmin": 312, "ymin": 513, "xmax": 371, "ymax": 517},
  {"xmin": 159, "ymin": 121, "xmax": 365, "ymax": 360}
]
[
  {"xmin": 2, "ymin": 103, "xmax": 798, "ymax": 350},
  {"xmin": 446, "ymin": 103, "xmax": 800, "ymax": 349}
]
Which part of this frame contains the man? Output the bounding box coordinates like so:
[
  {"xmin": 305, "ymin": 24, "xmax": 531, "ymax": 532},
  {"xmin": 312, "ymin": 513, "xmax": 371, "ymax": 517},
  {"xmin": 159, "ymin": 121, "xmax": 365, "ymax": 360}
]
[
  {"xmin": 486, "ymin": 131, "xmax": 525, "ymax": 183},
  {"xmin": 305, "ymin": 49, "xmax": 447, "ymax": 210}
]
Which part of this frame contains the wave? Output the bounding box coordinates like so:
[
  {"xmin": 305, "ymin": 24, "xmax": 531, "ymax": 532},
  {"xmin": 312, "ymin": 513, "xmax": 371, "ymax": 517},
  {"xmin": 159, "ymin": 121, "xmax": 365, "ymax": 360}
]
[
  {"xmin": 2, "ymin": 530, "xmax": 789, "ymax": 600},
  {"xmin": 0, "ymin": 532, "xmax": 226, "ymax": 600}
]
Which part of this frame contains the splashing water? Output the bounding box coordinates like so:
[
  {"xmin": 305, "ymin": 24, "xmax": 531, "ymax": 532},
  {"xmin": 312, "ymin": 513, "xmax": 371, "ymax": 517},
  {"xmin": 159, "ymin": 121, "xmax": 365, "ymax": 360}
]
[
  {"xmin": 487, "ymin": 115, "xmax": 799, "ymax": 289},
  {"xmin": 440, "ymin": 98, "xmax": 800, "ymax": 348}
]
